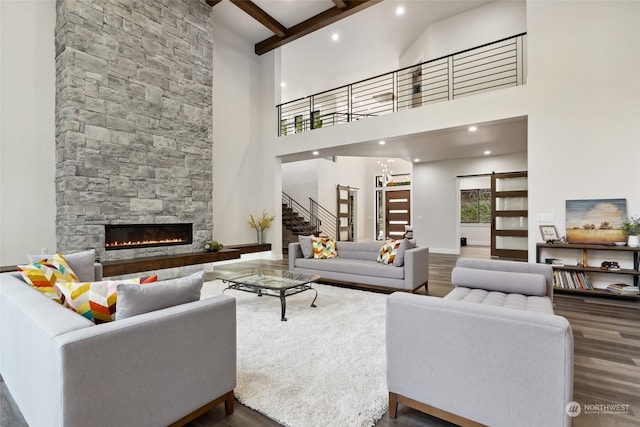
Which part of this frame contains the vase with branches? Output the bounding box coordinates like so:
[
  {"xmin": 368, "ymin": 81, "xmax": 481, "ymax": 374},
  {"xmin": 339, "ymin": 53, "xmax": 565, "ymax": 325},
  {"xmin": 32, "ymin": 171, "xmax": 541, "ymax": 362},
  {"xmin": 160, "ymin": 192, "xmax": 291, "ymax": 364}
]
[{"xmin": 248, "ymin": 210, "xmax": 276, "ymax": 244}]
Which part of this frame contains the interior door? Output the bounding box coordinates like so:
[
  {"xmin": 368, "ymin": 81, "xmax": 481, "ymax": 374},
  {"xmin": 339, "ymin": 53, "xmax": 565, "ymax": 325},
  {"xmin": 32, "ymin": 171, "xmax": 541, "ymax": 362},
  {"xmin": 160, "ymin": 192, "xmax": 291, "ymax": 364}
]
[
  {"xmin": 348, "ymin": 189, "xmax": 357, "ymax": 241},
  {"xmin": 491, "ymin": 172, "xmax": 528, "ymax": 259},
  {"xmin": 337, "ymin": 185, "xmax": 351, "ymax": 241},
  {"xmin": 385, "ymin": 189, "xmax": 410, "ymax": 240}
]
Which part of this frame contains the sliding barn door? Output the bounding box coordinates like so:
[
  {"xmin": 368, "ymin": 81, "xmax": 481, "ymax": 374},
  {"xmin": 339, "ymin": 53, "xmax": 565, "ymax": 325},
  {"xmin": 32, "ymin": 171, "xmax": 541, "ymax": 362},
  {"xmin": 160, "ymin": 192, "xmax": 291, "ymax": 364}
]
[
  {"xmin": 337, "ymin": 185, "xmax": 351, "ymax": 241},
  {"xmin": 491, "ymin": 172, "xmax": 528, "ymax": 259}
]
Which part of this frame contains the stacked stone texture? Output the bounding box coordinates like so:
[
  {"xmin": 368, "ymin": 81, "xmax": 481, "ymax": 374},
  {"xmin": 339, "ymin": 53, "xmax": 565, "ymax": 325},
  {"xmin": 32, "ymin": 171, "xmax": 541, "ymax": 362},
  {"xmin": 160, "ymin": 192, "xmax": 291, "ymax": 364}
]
[{"xmin": 55, "ymin": 0, "xmax": 213, "ymax": 261}]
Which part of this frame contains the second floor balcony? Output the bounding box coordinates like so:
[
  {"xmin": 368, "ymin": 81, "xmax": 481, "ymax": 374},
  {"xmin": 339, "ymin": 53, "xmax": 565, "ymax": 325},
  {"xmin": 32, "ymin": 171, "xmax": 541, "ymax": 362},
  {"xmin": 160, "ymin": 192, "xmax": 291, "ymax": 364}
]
[{"xmin": 277, "ymin": 33, "xmax": 527, "ymax": 137}]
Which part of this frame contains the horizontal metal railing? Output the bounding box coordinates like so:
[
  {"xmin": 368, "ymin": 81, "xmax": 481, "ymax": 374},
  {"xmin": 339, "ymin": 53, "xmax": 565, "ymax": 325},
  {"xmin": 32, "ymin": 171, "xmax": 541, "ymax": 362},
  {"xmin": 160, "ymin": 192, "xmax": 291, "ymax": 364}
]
[
  {"xmin": 277, "ymin": 33, "xmax": 526, "ymax": 136},
  {"xmin": 309, "ymin": 198, "xmax": 339, "ymax": 240},
  {"xmin": 282, "ymin": 192, "xmax": 320, "ymax": 235}
]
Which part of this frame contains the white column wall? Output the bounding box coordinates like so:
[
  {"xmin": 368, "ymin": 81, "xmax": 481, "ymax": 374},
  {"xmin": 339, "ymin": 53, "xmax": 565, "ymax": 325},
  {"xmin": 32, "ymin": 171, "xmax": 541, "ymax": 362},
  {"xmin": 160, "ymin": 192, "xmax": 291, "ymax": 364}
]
[
  {"xmin": 526, "ymin": 1, "xmax": 640, "ymax": 261},
  {"xmin": 212, "ymin": 25, "xmax": 280, "ymax": 253},
  {"xmin": 0, "ymin": 1, "xmax": 57, "ymax": 265}
]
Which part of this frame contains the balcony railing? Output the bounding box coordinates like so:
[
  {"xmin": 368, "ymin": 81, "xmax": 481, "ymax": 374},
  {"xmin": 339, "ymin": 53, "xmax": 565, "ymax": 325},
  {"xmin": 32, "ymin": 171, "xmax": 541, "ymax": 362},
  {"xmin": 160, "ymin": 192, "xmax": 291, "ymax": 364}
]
[{"xmin": 277, "ymin": 33, "xmax": 526, "ymax": 137}]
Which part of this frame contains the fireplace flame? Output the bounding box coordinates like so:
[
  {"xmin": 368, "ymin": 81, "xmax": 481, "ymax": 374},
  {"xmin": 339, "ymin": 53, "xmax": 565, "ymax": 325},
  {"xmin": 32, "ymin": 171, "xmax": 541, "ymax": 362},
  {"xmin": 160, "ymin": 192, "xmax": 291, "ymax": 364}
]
[{"xmin": 105, "ymin": 238, "xmax": 187, "ymax": 248}]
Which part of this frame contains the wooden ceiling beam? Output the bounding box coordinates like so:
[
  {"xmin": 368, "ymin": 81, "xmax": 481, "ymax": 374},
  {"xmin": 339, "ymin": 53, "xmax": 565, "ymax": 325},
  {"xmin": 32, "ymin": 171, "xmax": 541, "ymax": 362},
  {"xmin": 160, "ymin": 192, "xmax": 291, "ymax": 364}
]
[
  {"xmin": 205, "ymin": 0, "xmax": 222, "ymax": 6},
  {"xmin": 255, "ymin": 0, "xmax": 382, "ymax": 55},
  {"xmin": 229, "ymin": 0, "xmax": 287, "ymax": 38},
  {"xmin": 333, "ymin": 0, "xmax": 348, "ymax": 9}
]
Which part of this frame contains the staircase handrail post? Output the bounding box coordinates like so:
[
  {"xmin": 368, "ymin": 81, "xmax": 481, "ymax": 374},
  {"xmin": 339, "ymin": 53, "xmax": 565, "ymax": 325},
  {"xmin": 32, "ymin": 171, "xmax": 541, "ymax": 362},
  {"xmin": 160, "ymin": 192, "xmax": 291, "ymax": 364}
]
[{"xmin": 309, "ymin": 198, "xmax": 318, "ymax": 235}]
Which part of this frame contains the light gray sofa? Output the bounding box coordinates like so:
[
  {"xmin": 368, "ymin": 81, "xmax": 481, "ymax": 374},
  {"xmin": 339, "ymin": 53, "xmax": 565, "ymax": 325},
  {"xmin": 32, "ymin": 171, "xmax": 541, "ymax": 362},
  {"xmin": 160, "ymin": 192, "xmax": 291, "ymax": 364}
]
[
  {"xmin": 387, "ymin": 258, "xmax": 574, "ymax": 427},
  {"xmin": 0, "ymin": 261, "xmax": 236, "ymax": 427},
  {"xmin": 289, "ymin": 240, "xmax": 429, "ymax": 292}
]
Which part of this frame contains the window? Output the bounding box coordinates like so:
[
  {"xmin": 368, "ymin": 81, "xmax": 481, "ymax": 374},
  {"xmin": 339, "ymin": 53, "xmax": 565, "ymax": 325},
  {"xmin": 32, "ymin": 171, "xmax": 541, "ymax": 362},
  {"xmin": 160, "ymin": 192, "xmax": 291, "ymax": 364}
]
[{"xmin": 461, "ymin": 189, "xmax": 491, "ymax": 223}]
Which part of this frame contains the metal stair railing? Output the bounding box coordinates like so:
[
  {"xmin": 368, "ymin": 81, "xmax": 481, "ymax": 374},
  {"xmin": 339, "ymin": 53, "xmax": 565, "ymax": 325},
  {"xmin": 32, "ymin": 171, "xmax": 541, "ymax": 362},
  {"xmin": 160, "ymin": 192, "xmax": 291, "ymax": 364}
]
[
  {"xmin": 282, "ymin": 192, "xmax": 320, "ymax": 235},
  {"xmin": 310, "ymin": 198, "xmax": 339, "ymax": 240}
]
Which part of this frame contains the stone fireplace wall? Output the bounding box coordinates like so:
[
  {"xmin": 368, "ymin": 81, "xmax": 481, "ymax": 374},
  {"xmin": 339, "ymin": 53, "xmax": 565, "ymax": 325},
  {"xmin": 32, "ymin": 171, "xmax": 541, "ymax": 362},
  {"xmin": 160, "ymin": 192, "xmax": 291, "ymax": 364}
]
[{"xmin": 54, "ymin": 0, "xmax": 213, "ymax": 261}]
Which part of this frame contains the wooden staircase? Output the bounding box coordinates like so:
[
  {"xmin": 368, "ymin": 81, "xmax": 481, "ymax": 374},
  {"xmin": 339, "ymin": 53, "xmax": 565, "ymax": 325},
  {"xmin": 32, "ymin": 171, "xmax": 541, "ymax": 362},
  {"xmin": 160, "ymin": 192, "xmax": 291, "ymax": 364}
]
[{"xmin": 282, "ymin": 204, "xmax": 317, "ymax": 237}]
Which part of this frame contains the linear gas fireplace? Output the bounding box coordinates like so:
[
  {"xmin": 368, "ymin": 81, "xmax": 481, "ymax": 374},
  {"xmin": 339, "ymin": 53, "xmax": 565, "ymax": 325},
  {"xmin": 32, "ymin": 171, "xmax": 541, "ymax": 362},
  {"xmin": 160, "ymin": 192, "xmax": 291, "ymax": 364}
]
[{"xmin": 105, "ymin": 223, "xmax": 193, "ymax": 250}]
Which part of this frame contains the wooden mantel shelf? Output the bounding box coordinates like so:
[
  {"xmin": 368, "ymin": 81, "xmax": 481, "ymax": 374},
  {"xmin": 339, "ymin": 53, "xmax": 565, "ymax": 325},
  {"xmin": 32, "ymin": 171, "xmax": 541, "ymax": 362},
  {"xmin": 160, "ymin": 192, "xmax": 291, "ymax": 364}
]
[
  {"xmin": 102, "ymin": 243, "xmax": 271, "ymax": 277},
  {"xmin": 102, "ymin": 249, "xmax": 240, "ymax": 277},
  {"xmin": 0, "ymin": 243, "xmax": 272, "ymax": 276}
]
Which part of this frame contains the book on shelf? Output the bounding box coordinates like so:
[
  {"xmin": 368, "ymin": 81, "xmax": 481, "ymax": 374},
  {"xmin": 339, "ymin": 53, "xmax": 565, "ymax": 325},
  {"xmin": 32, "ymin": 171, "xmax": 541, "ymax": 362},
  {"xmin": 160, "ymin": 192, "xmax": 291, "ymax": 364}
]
[
  {"xmin": 605, "ymin": 283, "xmax": 639, "ymax": 294},
  {"xmin": 553, "ymin": 270, "xmax": 593, "ymax": 290}
]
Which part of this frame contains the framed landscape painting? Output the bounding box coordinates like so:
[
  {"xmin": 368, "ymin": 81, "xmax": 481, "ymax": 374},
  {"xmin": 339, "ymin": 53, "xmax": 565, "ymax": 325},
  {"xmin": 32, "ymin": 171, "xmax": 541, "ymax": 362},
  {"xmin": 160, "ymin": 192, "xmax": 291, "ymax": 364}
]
[{"xmin": 565, "ymin": 198, "xmax": 627, "ymax": 244}]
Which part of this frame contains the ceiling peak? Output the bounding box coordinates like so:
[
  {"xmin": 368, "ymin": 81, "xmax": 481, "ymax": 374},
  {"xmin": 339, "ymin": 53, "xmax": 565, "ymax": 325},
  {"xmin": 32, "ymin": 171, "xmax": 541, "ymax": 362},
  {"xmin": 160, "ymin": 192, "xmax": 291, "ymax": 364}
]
[{"xmin": 209, "ymin": 0, "xmax": 383, "ymax": 55}]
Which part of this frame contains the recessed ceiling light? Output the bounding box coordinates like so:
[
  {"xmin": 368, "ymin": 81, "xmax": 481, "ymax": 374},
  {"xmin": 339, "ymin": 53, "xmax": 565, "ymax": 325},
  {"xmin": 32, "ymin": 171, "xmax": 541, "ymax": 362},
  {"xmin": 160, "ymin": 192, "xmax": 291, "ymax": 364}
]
[
  {"xmin": 396, "ymin": 6, "xmax": 405, "ymax": 15},
  {"xmin": 468, "ymin": 126, "xmax": 478, "ymax": 132},
  {"xmin": 331, "ymin": 33, "xmax": 339, "ymax": 41},
  {"xmin": 414, "ymin": 158, "xmax": 420, "ymax": 163},
  {"xmin": 484, "ymin": 150, "xmax": 491, "ymax": 155},
  {"xmin": 388, "ymin": 159, "xmax": 395, "ymax": 163},
  {"xmin": 280, "ymin": 82, "xmax": 286, "ymax": 87},
  {"xmin": 379, "ymin": 140, "xmax": 386, "ymax": 145},
  {"xmin": 312, "ymin": 151, "xmax": 319, "ymax": 155}
]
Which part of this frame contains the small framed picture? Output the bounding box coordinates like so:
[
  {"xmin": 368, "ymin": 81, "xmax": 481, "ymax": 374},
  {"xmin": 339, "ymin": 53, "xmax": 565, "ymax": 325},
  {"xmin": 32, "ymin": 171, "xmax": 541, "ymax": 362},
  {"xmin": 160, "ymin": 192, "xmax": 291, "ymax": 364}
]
[{"xmin": 539, "ymin": 225, "xmax": 559, "ymax": 242}]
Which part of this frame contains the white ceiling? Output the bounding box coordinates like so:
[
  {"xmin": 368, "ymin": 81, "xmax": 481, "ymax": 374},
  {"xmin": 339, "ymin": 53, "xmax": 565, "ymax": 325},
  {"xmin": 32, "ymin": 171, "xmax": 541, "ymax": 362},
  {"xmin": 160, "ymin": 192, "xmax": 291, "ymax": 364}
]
[
  {"xmin": 279, "ymin": 116, "xmax": 528, "ymax": 164},
  {"xmin": 211, "ymin": 0, "xmax": 527, "ymax": 164}
]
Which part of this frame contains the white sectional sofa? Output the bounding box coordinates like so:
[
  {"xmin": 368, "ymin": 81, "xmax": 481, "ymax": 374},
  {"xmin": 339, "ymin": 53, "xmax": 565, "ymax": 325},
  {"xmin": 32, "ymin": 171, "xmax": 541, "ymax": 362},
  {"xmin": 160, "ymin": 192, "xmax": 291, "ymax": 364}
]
[
  {"xmin": 387, "ymin": 258, "xmax": 574, "ymax": 427},
  {"xmin": 0, "ymin": 257, "xmax": 236, "ymax": 427},
  {"xmin": 289, "ymin": 240, "xmax": 429, "ymax": 292}
]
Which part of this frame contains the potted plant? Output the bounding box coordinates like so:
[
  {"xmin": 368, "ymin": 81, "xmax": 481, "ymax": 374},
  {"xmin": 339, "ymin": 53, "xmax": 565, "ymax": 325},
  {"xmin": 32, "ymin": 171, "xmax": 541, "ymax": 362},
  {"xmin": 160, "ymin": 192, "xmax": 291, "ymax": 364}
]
[
  {"xmin": 622, "ymin": 216, "xmax": 640, "ymax": 247},
  {"xmin": 248, "ymin": 210, "xmax": 276, "ymax": 244},
  {"xmin": 204, "ymin": 240, "xmax": 223, "ymax": 252}
]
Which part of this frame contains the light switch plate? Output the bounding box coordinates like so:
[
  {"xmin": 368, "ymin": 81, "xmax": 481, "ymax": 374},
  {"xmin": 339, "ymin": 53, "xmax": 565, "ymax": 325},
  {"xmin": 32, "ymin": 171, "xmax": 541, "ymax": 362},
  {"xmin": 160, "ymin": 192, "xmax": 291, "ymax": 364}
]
[{"xmin": 536, "ymin": 213, "xmax": 554, "ymax": 222}]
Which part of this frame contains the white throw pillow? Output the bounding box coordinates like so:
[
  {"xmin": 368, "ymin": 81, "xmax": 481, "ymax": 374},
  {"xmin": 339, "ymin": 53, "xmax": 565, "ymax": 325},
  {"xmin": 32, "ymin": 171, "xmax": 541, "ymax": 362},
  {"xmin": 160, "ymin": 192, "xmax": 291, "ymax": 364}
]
[
  {"xmin": 116, "ymin": 270, "xmax": 204, "ymax": 320},
  {"xmin": 28, "ymin": 249, "xmax": 96, "ymax": 282},
  {"xmin": 298, "ymin": 235, "xmax": 315, "ymax": 259},
  {"xmin": 392, "ymin": 239, "xmax": 416, "ymax": 267}
]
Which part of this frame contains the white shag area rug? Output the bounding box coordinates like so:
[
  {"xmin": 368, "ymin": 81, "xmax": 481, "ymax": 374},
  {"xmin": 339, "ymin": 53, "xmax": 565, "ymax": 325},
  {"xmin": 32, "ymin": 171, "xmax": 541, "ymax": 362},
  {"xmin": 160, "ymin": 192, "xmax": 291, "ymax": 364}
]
[{"xmin": 201, "ymin": 280, "xmax": 389, "ymax": 427}]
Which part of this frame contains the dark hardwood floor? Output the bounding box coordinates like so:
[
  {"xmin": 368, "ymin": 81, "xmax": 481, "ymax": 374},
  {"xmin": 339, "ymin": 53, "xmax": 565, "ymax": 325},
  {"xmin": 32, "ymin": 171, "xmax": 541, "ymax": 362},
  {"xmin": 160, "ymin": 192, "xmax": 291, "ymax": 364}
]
[{"xmin": 2, "ymin": 247, "xmax": 638, "ymax": 427}]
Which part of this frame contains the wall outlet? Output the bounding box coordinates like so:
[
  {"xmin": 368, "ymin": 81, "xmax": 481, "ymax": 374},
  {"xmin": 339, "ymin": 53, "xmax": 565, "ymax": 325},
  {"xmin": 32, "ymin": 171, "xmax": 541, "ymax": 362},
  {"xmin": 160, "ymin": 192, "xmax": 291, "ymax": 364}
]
[{"xmin": 536, "ymin": 213, "xmax": 554, "ymax": 222}]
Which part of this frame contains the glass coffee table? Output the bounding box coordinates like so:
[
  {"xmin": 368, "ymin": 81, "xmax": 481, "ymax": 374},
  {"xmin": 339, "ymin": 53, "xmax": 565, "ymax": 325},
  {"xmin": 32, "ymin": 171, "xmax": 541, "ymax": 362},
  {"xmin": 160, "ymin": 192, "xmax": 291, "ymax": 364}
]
[{"xmin": 214, "ymin": 269, "xmax": 320, "ymax": 321}]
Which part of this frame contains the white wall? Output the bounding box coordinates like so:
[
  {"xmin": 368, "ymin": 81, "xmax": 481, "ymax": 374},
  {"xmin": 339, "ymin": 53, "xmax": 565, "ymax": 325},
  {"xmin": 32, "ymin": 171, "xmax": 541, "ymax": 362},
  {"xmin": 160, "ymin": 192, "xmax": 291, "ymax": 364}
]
[
  {"xmin": 282, "ymin": 159, "xmax": 319, "ymax": 207},
  {"xmin": 400, "ymin": 0, "xmax": 526, "ymax": 68},
  {"xmin": 0, "ymin": 1, "xmax": 57, "ymax": 265},
  {"xmin": 414, "ymin": 153, "xmax": 526, "ymax": 253},
  {"xmin": 212, "ymin": 22, "xmax": 281, "ymax": 254},
  {"xmin": 526, "ymin": 1, "xmax": 640, "ymax": 261}
]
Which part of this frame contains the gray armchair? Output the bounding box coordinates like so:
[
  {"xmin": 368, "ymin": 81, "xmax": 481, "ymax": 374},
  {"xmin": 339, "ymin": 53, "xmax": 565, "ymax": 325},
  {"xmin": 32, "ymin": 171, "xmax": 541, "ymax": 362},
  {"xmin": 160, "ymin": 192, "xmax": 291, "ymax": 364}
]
[{"xmin": 386, "ymin": 259, "xmax": 573, "ymax": 426}]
